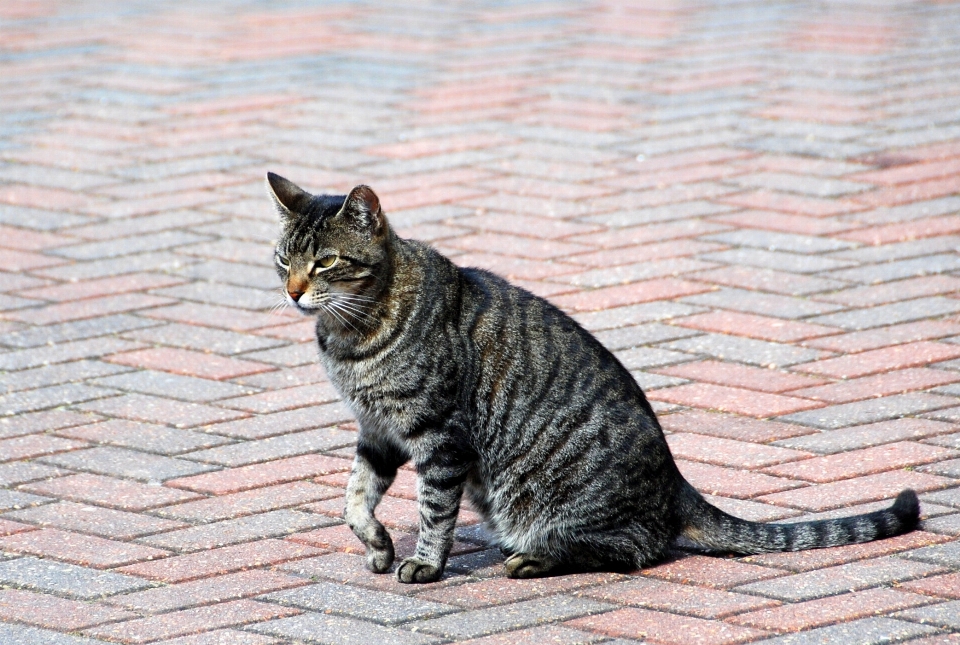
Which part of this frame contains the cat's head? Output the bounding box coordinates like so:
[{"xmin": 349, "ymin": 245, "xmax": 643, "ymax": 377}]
[{"xmin": 266, "ymin": 172, "xmax": 390, "ymax": 326}]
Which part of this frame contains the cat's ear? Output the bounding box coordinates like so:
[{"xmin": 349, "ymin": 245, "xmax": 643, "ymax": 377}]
[
  {"xmin": 266, "ymin": 172, "xmax": 311, "ymax": 222},
  {"xmin": 339, "ymin": 184, "xmax": 386, "ymax": 237}
]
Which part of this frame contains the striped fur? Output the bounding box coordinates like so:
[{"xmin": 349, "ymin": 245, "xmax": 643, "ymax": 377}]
[{"xmin": 267, "ymin": 173, "xmax": 921, "ymax": 583}]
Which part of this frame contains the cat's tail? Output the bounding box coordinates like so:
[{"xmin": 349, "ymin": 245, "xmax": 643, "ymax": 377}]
[{"xmin": 675, "ymin": 481, "xmax": 920, "ymax": 554}]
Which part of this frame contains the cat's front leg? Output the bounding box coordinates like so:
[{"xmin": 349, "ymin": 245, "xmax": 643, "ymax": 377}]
[
  {"xmin": 344, "ymin": 439, "xmax": 406, "ymax": 573},
  {"xmin": 396, "ymin": 437, "xmax": 470, "ymax": 584}
]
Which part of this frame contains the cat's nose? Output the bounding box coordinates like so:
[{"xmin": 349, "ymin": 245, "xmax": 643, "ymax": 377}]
[{"xmin": 288, "ymin": 290, "xmax": 304, "ymax": 302}]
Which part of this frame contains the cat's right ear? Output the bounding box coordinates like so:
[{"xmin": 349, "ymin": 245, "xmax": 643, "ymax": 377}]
[{"xmin": 266, "ymin": 172, "xmax": 311, "ymax": 222}]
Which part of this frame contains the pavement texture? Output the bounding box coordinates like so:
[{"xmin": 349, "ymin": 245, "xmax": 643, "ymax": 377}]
[{"xmin": 1, "ymin": 0, "xmax": 960, "ymax": 643}]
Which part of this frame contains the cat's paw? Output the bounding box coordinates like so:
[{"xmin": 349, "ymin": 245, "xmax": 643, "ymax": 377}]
[
  {"xmin": 365, "ymin": 544, "xmax": 395, "ymax": 573},
  {"xmin": 504, "ymin": 552, "xmax": 559, "ymax": 579},
  {"xmin": 396, "ymin": 557, "xmax": 442, "ymax": 583}
]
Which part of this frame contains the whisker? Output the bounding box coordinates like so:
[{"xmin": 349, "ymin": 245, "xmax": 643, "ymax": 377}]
[
  {"xmin": 321, "ymin": 301, "xmax": 361, "ymax": 333},
  {"xmin": 331, "ymin": 299, "xmax": 378, "ymax": 323}
]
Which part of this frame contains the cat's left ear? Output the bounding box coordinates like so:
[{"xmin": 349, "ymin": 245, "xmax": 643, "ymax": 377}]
[
  {"xmin": 266, "ymin": 172, "xmax": 311, "ymax": 223},
  {"xmin": 339, "ymin": 185, "xmax": 386, "ymax": 238}
]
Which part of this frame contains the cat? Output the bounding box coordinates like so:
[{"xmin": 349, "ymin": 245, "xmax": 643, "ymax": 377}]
[{"xmin": 266, "ymin": 172, "xmax": 920, "ymax": 583}]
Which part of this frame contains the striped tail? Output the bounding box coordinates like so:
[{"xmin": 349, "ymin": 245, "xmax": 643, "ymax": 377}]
[{"xmin": 676, "ymin": 481, "xmax": 921, "ymax": 553}]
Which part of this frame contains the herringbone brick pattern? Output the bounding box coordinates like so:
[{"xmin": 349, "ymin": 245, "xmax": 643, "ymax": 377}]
[{"xmin": 1, "ymin": 0, "xmax": 959, "ymax": 643}]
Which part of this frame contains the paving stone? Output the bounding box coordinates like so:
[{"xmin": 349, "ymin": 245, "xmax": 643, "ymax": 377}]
[
  {"xmin": 0, "ymin": 527, "xmax": 171, "ymax": 568},
  {"xmin": 808, "ymin": 297, "xmax": 960, "ymax": 330},
  {"xmin": 894, "ymin": 600, "xmax": 960, "ymax": 630},
  {"xmin": 0, "ymin": 314, "xmax": 160, "ymax": 349},
  {"xmin": 662, "ymin": 333, "xmax": 828, "ymax": 368},
  {"xmin": 249, "ymin": 612, "xmax": 441, "ymax": 645},
  {"xmin": 0, "ymin": 623, "xmax": 114, "ymax": 645},
  {"xmin": 5, "ymin": 500, "xmax": 186, "ymax": 540},
  {"xmin": 0, "ymin": 556, "xmax": 151, "ymax": 599},
  {"xmin": 1, "ymin": 359, "xmax": 131, "ymax": 394},
  {"xmin": 122, "ymin": 322, "xmax": 286, "ymax": 355},
  {"xmin": 75, "ymin": 393, "xmax": 249, "ymax": 428},
  {"xmin": 154, "ymin": 481, "xmax": 340, "ymax": 522},
  {"xmin": 91, "ymin": 370, "xmax": 258, "ymax": 402},
  {"xmin": 746, "ymin": 617, "xmax": 937, "ymax": 645},
  {"xmin": 899, "ymin": 541, "xmax": 960, "ymax": 568},
  {"xmin": 0, "ymin": 383, "xmax": 120, "ymax": 415},
  {"xmin": 566, "ymin": 606, "xmax": 769, "ymax": 645},
  {"xmin": 39, "ymin": 446, "xmax": 219, "ymax": 482},
  {"xmin": 56, "ymin": 419, "xmax": 231, "ymax": 455},
  {"xmin": 180, "ymin": 427, "xmax": 355, "ymax": 466},
  {"xmin": 777, "ymin": 394, "xmax": 958, "ymax": 429},
  {"xmin": 772, "ymin": 418, "xmax": 957, "ymax": 454},
  {"xmin": 681, "ymin": 288, "xmax": 845, "ymax": 319}
]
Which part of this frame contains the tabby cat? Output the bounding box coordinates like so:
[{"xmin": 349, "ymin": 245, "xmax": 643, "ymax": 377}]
[{"xmin": 267, "ymin": 172, "xmax": 920, "ymax": 584}]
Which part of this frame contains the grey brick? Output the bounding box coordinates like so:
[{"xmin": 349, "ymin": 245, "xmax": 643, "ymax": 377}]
[
  {"xmin": 691, "ymin": 266, "xmax": 848, "ymax": 296},
  {"xmin": 579, "ymin": 201, "xmax": 737, "ymax": 227},
  {"xmin": 0, "ymin": 556, "xmax": 150, "ymax": 599},
  {"xmin": 737, "ymin": 136, "xmax": 880, "ymax": 160},
  {"xmin": 0, "ymin": 204, "xmax": 90, "ymax": 230},
  {"xmin": 700, "ymin": 248, "xmax": 856, "ymax": 274},
  {"xmin": 0, "ymin": 383, "xmax": 119, "ymax": 415},
  {"xmin": 807, "ymin": 297, "xmax": 960, "ymax": 330},
  {"xmin": 182, "ymin": 427, "xmax": 355, "ymax": 466},
  {"xmin": 828, "ymin": 237, "xmax": 960, "ymax": 264},
  {"xmin": 0, "ymin": 489, "xmax": 51, "ymax": 512},
  {"xmin": 751, "ymin": 617, "xmax": 936, "ymax": 645},
  {"xmin": 152, "ymin": 281, "xmax": 278, "ymax": 311},
  {"xmin": 5, "ymin": 500, "xmax": 185, "ymax": 539},
  {"xmin": 920, "ymin": 486, "xmax": 960, "ymax": 509},
  {"xmin": 50, "ymin": 231, "xmax": 212, "ymax": 260},
  {"xmin": 39, "ymin": 446, "xmax": 218, "ymax": 482},
  {"xmin": 922, "ymin": 513, "xmax": 960, "ymax": 535},
  {"xmin": 633, "ymin": 371, "xmax": 688, "ymax": 390},
  {"xmin": 240, "ymin": 343, "xmax": 319, "ymax": 367},
  {"xmin": 138, "ymin": 509, "xmax": 336, "ymax": 552},
  {"xmin": 612, "ymin": 347, "xmax": 692, "ymax": 370},
  {"xmin": 559, "ymin": 258, "xmax": 715, "ymax": 289},
  {"xmin": 733, "ymin": 557, "xmax": 944, "ymax": 601},
  {"xmin": 91, "ymin": 370, "xmax": 257, "ymax": 402},
  {"xmin": 0, "ymin": 623, "xmax": 113, "ymax": 645},
  {"xmin": 894, "ymin": 600, "xmax": 960, "ymax": 629},
  {"xmin": 0, "ymin": 462, "xmax": 66, "ymax": 486},
  {"xmin": 389, "ymin": 204, "xmax": 475, "ymax": 228},
  {"xmin": 122, "ymin": 322, "xmax": 285, "ymax": 355},
  {"xmin": 173, "ymin": 258, "xmax": 280, "ymax": 290},
  {"xmin": 595, "ymin": 323, "xmax": 701, "ymax": 351},
  {"xmin": 773, "ymin": 419, "xmax": 956, "ymax": 454},
  {"xmin": 0, "ymin": 314, "xmax": 161, "ymax": 349},
  {"xmin": 67, "ymin": 209, "xmax": 224, "ymax": 240},
  {"xmin": 2, "ymin": 360, "xmax": 131, "ymax": 393},
  {"xmin": 919, "ymin": 458, "xmax": 960, "ymax": 477},
  {"xmin": 663, "ymin": 333, "xmax": 827, "ymax": 368},
  {"xmin": 360, "ymin": 149, "xmax": 501, "ymax": 177},
  {"xmin": 778, "ymin": 393, "xmax": 958, "ymax": 429},
  {"xmin": 57, "ymin": 419, "xmax": 230, "ymax": 455},
  {"xmin": 0, "ymin": 338, "xmax": 142, "ymax": 371},
  {"xmin": 704, "ymin": 230, "xmax": 857, "ymax": 254},
  {"xmin": 0, "ymin": 293, "xmax": 43, "ymax": 310},
  {"xmin": 828, "ymin": 256, "xmax": 960, "ymax": 285},
  {"xmin": 726, "ymin": 172, "xmax": 873, "ymax": 198},
  {"xmin": 898, "ymin": 541, "xmax": 960, "ymax": 567},
  {"xmin": 923, "ymin": 406, "xmax": 960, "ymax": 423},
  {"xmin": 843, "ymin": 196, "xmax": 960, "ymax": 225},
  {"xmin": 261, "ymin": 581, "xmax": 457, "ymax": 625},
  {"xmin": 680, "ymin": 288, "xmax": 845, "ymax": 319},
  {"xmin": 411, "ymin": 595, "xmax": 615, "ymax": 639},
  {"xmin": 249, "ymin": 612, "xmax": 441, "ymax": 645},
  {"xmin": 199, "ymin": 407, "xmax": 350, "ymax": 440},
  {"xmin": 37, "ymin": 251, "xmax": 198, "ymax": 281},
  {"xmin": 154, "ymin": 481, "xmax": 338, "ymax": 522},
  {"xmin": 572, "ymin": 302, "xmax": 706, "ymax": 332}
]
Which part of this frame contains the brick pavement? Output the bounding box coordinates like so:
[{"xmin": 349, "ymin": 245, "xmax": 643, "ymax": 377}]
[{"xmin": 1, "ymin": 0, "xmax": 959, "ymax": 643}]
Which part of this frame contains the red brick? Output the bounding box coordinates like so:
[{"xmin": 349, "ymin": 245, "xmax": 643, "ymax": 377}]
[
  {"xmin": 0, "ymin": 434, "xmax": 87, "ymax": 462},
  {"xmin": 157, "ymin": 481, "xmax": 340, "ymax": 522},
  {"xmin": 666, "ymin": 433, "xmax": 813, "ymax": 469},
  {"xmin": 761, "ymin": 441, "xmax": 958, "ymax": 482},
  {"xmin": 791, "ymin": 341, "xmax": 960, "ymax": 379},
  {"xmin": 0, "ymin": 409, "xmax": 99, "ymax": 435},
  {"xmin": 141, "ymin": 302, "xmax": 289, "ymax": 331},
  {"xmin": 757, "ymin": 470, "xmax": 955, "ymax": 511},
  {"xmin": 83, "ymin": 598, "xmax": 300, "ymax": 644},
  {"xmin": 742, "ymin": 531, "xmax": 953, "ymax": 572},
  {"xmin": 839, "ymin": 215, "xmax": 960, "ymax": 245},
  {"xmin": 641, "ymin": 555, "xmax": 786, "ymax": 589},
  {"xmin": 579, "ymin": 577, "xmax": 779, "ymax": 618},
  {"xmin": 655, "ymin": 360, "xmax": 824, "ymax": 393},
  {"xmin": 672, "ymin": 310, "xmax": 840, "ymax": 343},
  {"xmin": 676, "ymin": 460, "xmax": 806, "ymax": 499},
  {"xmin": 77, "ymin": 394, "xmax": 248, "ymax": 429},
  {"xmin": 567, "ymin": 607, "xmax": 769, "ymax": 644},
  {"xmin": 790, "ymin": 367, "xmax": 960, "ymax": 403},
  {"xmin": 116, "ymin": 539, "xmax": 325, "ymax": 583},
  {"xmin": 853, "ymin": 175, "xmax": 960, "ymax": 206},
  {"xmin": 105, "ymin": 347, "xmax": 275, "ymax": 380},
  {"xmin": 9, "ymin": 293, "xmax": 176, "ymax": 325},
  {"xmin": 0, "ymin": 588, "xmax": 135, "ymax": 630},
  {"xmin": 712, "ymin": 210, "xmax": 860, "ymax": 236},
  {"xmin": 105, "ymin": 570, "xmax": 310, "ymax": 613},
  {"xmin": 549, "ymin": 278, "xmax": 712, "ymax": 312},
  {"xmin": 0, "ymin": 528, "xmax": 170, "ymax": 568},
  {"xmin": 454, "ymin": 625, "xmax": 608, "ymax": 645},
  {"xmin": 850, "ymin": 158, "xmax": 960, "ymax": 185},
  {"xmin": 659, "ymin": 410, "xmax": 817, "ymax": 442},
  {"xmin": 417, "ymin": 572, "xmax": 624, "ymax": 608},
  {"xmin": 217, "ymin": 382, "xmax": 342, "ymax": 414},
  {"xmin": 727, "ymin": 587, "xmax": 936, "ymax": 632},
  {"xmin": 22, "ymin": 272, "xmax": 186, "ymax": 302},
  {"xmin": 165, "ymin": 454, "xmax": 353, "ymax": 495},
  {"xmin": 899, "ymin": 571, "xmax": 960, "ymax": 599},
  {"xmin": 803, "ymin": 320, "xmax": 960, "ymax": 352},
  {"xmin": 0, "ymin": 519, "xmax": 36, "ymax": 536},
  {"xmin": 444, "ymin": 232, "xmax": 590, "ymax": 260},
  {"xmin": 0, "ymin": 248, "xmax": 67, "ymax": 271},
  {"xmin": 22, "ymin": 473, "xmax": 203, "ymax": 511},
  {"xmin": 813, "ymin": 276, "xmax": 960, "ymax": 308},
  {"xmin": 688, "ymin": 265, "xmax": 843, "ymax": 297},
  {"xmin": 454, "ymin": 211, "xmax": 601, "ymax": 240},
  {"xmin": 605, "ymin": 163, "xmax": 746, "ymax": 191},
  {"xmin": 566, "ymin": 240, "xmax": 726, "ymax": 268},
  {"xmin": 649, "ymin": 383, "xmax": 824, "ymax": 418},
  {"xmin": 717, "ymin": 189, "xmax": 868, "ymax": 217},
  {"xmin": 0, "ymin": 225, "xmax": 75, "ymax": 250}
]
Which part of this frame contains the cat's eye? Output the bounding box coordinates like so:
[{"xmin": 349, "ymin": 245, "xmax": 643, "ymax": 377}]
[
  {"xmin": 275, "ymin": 253, "xmax": 289, "ymax": 270},
  {"xmin": 315, "ymin": 255, "xmax": 338, "ymax": 271}
]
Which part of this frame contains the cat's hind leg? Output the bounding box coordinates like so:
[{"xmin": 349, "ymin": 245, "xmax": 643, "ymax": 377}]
[
  {"xmin": 345, "ymin": 438, "xmax": 407, "ymax": 573},
  {"xmin": 504, "ymin": 552, "xmax": 561, "ymax": 578}
]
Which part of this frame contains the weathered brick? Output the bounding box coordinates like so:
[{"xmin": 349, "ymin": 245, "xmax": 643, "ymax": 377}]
[
  {"xmin": 0, "ymin": 528, "xmax": 170, "ymax": 568},
  {"xmin": 40, "ymin": 446, "xmax": 218, "ymax": 482},
  {"xmin": 578, "ymin": 576, "xmax": 779, "ymax": 618},
  {"xmin": 567, "ymin": 607, "xmax": 769, "ymax": 645},
  {"xmin": 166, "ymin": 454, "xmax": 352, "ymax": 495},
  {"xmin": 6, "ymin": 500, "xmax": 186, "ymax": 540},
  {"xmin": 0, "ymin": 588, "xmax": 136, "ymax": 630},
  {"xmin": 757, "ymin": 470, "xmax": 954, "ymax": 511},
  {"xmin": 22, "ymin": 473, "xmax": 203, "ymax": 510},
  {"xmin": 0, "ymin": 556, "xmax": 151, "ymax": 599}
]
